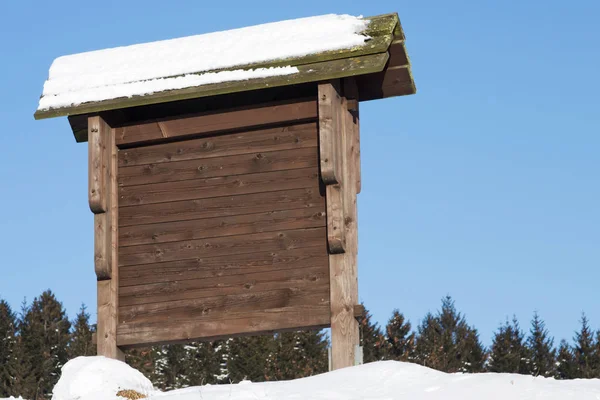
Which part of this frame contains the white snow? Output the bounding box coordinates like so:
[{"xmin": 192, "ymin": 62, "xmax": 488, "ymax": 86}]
[
  {"xmin": 37, "ymin": 14, "xmax": 370, "ymax": 111},
  {"xmin": 43, "ymin": 357, "xmax": 600, "ymax": 400},
  {"xmin": 50, "ymin": 356, "xmax": 157, "ymax": 400}
]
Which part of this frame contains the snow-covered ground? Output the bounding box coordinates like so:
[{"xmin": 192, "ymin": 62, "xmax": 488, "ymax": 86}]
[{"xmin": 13, "ymin": 356, "xmax": 599, "ymax": 400}]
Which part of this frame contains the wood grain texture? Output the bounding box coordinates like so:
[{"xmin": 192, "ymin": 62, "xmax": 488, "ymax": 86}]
[
  {"xmin": 119, "ymin": 167, "xmax": 320, "ymax": 207},
  {"xmin": 119, "ymin": 227, "xmax": 326, "ymax": 267},
  {"xmin": 118, "ymin": 147, "xmax": 317, "ymax": 187},
  {"xmin": 325, "ymin": 185, "xmax": 345, "ymax": 253},
  {"xmin": 328, "ymin": 97, "xmax": 360, "ymax": 370},
  {"xmin": 117, "ymin": 305, "xmax": 330, "ymax": 348},
  {"xmin": 96, "ymin": 118, "xmax": 124, "ymax": 360},
  {"xmin": 120, "ymin": 207, "xmax": 325, "ymax": 247},
  {"xmin": 119, "ymin": 123, "xmax": 317, "ymax": 167},
  {"xmin": 115, "ymin": 99, "xmax": 317, "ymax": 146},
  {"xmin": 317, "ymin": 82, "xmax": 343, "ymax": 185},
  {"xmin": 343, "ymin": 78, "xmax": 361, "ymax": 194},
  {"xmin": 119, "ymin": 187, "xmax": 323, "ymax": 227},
  {"xmin": 120, "ymin": 245, "xmax": 327, "ymax": 287},
  {"xmin": 88, "ymin": 116, "xmax": 107, "ymax": 213},
  {"xmin": 120, "ymin": 265, "xmax": 329, "ymax": 307}
]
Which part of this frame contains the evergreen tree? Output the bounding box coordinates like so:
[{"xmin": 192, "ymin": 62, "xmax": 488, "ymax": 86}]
[
  {"xmin": 154, "ymin": 344, "xmax": 188, "ymax": 390},
  {"xmin": 68, "ymin": 304, "xmax": 95, "ymax": 359},
  {"xmin": 267, "ymin": 330, "xmax": 328, "ymax": 380},
  {"xmin": 572, "ymin": 314, "xmax": 597, "ymax": 378},
  {"xmin": 526, "ymin": 312, "xmax": 555, "ymax": 377},
  {"xmin": 0, "ymin": 300, "xmax": 18, "ymax": 397},
  {"xmin": 488, "ymin": 317, "xmax": 529, "ymax": 374},
  {"xmin": 185, "ymin": 341, "xmax": 227, "ymax": 386},
  {"xmin": 19, "ymin": 291, "xmax": 71, "ymax": 400},
  {"xmin": 385, "ymin": 310, "xmax": 415, "ymax": 362},
  {"xmin": 125, "ymin": 347, "xmax": 160, "ymax": 383},
  {"xmin": 414, "ymin": 296, "xmax": 486, "ymax": 373},
  {"xmin": 359, "ymin": 305, "xmax": 388, "ymax": 363},
  {"xmin": 555, "ymin": 340, "xmax": 576, "ymax": 380},
  {"xmin": 227, "ymin": 335, "xmax": 274, "ymax": 383}
]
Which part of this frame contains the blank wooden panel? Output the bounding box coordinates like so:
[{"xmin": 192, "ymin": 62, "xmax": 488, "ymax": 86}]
[
  {"xmin": 117, "ymin": 305, "xmax": 330, "ymax": 348},
  {"xmin": 120, "ymin": 207, "xmax": 325, "ymax": 247},
  {"xmin": 119, "ymin": 122, "xmax": 317, "ymax": 167},
  {"xmin": 119, "ymin": 264, "xmax": 329, "ymax": 307},
  {"xmin": 118, "ymin": 147, "xmax": 317, "ymax": 187},
  {"xmin": 119, "ymin": 187, "xmax": 323, "ymax": 227},
  {"xmin": 119, "ymin": 227, "xmax": 326, "ymax": 267},
  {"xmin": 115, "ymin": 99, "xmax": 317, "ymax": 146},
  {"xmin": 120, "ymin": 245, "xmax": 328, "ymax": 287},
  {"xmin": 119, "ymin": 167, "xmax": 319, "ymax": 206}
]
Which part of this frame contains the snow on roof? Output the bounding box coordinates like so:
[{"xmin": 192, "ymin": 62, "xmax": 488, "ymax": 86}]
[
  {"xmin": 49, "ymin": 357, "xmax": 600, "ymax": 400},
  {"xmin": 37, "ymin": 14, "xmax": 370, "ymax": 112}
]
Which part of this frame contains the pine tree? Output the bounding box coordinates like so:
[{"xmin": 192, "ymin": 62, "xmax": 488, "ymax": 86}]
[
  {"xmin": 68, "ymin": 304, "xmax": 95, "ymax": 359},
  {"xmin": 9, "ymin": 300, "xmax": 37, "ymax": 398},
  {"xmin": 0, "ymin": 300, "xmax": 18, "ymax": 397},
  {"xmin": 359, "ymin": 305, "xmax": 388, "ymax": 363},
  {"xmin": 555, "ymin": 340, "xmax": 576, "ymax": 380},
  {"xmin": 414, "ymin": 296, "xmax": 486, "ymax": 373},
  {"xmin": 19, "ymin": 291, "xmax": 71, "ymax": 400},
  {"xmin": 185, "ymin": 341, "xmax": 227, "ymax": 386},
  {"xmin": 488, "ymin": 317, "xmax": 529, "ymax": 374},
  {"xmin": 267, "ymin": 330, "xmax": 328, "ymax": 380},
  {"xmin": 125, "ymin": 347, "xmax": 159, "ymax": 383},
  {"xmin": 572, "ymin": 314, "xmax": 596, "ymax": 378},
  {"xmin": 154, "ymin": 344, "xmax": 188, "ymax": 390},
  {"xmin": 526, "ymin": 312, "xmax": 555, "ymax": 377},
  {"xmin": 385, "ymin": 310, "xmax": 415, "ymax": 362},
  {"xmin": 227, "ymin": 335, "xmax": 274, "ymax": 383}
]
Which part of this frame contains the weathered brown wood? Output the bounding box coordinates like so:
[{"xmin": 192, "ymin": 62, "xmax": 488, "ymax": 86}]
[
  {"xmin": 356, "ymin": 66, "xmax": 416, "ymax": 101},
  {"xmin": 329, "ymin": 97, "xmax": 360, "ymax": 370},
  {"xmin": 120, "ymin": 287, "xmax": 328, "ymax": 324},
  {"xmin": 120, "ymin": 207, "xmax": 325, "ymax": 247},
  {"xmin": 119, "ymin": 167, "xmax": 319, "ymax": 207},
  {"xmin": 343, "ymin": 78, "xmax": 361, "ymax": 194},
  {"xmin": 119, "ymin": 227, "xmax": 326, "ymax": 267},
  {"xmin": 353, "ymin": 304, "xmax": 365, "ymax": 319},
  {"xmin": 120, "ymin": 245, "xmax": 327, "ymax": 287},
  {"xmin": 388, "ymin": 39, "xmax": 409, "ymax": 68},
  {"xmin": 115, "ymin": 99, "xmax": 317, "ymax": 146},
  {"xmin": 120, "ymin": 265, "xmax": 329, "ymax": 307},
  {"xmin": 88, "ymin": 116, "xmax": 108, "ymax": 213},
  {"xmin": 117, "ymin": 305, "xmax": 330, "ymax": 348},
  {"xmin": 325, "ymin": 185, "xmax": 345, "ymax": 253},
  {"xmin": 317, "ymin": 82, "xmax": 343, "ymax": 185},
  {"xmin": 118, "ymin": 147, "xmax": 318, "ymax": 187},
  {"xmin": 119, "ymin": 123, "xmax": 317, "ymax": 167},
  {"xmin": 119, "ymin": 187, "xmax": 323, "ymax": 227},
  {"xmin": 96, "ymin": 120, "xmax": 124, "ymax": 360}
]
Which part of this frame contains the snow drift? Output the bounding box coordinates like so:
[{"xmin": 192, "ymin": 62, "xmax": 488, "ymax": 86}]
[{"xmin": 14, "ymin": 356, "xmax": 600, "ymax": 400}]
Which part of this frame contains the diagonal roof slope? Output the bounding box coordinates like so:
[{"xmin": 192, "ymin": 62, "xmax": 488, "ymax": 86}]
[{"xmin": 34, "ymin": 13, "xmax": 415, "ymax": 121}]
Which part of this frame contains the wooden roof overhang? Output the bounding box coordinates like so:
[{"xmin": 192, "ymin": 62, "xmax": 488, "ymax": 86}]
[{"xmin": 34, "ymin": 13, "xmax": 415, "ymax": 142}]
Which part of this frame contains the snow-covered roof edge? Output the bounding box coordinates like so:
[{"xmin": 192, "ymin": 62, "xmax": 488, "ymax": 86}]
[{"xmin": 34, "ymin": 13, "xmax": 414, "ymax": 125}]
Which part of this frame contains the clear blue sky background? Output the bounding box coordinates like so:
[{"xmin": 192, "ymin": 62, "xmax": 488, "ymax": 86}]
[{"xmin": 0, "ymin": 0, "xmax": 598, "ymax": 347}]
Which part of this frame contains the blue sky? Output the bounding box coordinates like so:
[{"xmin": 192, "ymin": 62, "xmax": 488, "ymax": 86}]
[{"xmin": 1, "ymin": 0, "xmax": 598, "ymax": 347}]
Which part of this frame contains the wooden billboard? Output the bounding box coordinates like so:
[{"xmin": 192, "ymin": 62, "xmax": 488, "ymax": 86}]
[{"xmin": 34, "ymin": 13, "xmax": 416, "ymax": 370}]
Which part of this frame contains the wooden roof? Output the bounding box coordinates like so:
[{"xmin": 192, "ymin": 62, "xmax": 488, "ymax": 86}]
[{"xmin": 34, "ymin": 13, "xmax": 415, "ymax": 141}]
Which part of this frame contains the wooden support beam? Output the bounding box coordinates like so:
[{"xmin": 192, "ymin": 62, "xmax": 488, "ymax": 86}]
[
  {"xmin": 321, "ymin": 82, "xmax": 360, "ymax": 370},
  {"xmin": 91, "ymin": 116, "xmax": 124, "ymax": 360},
  {"xmin": 88, "ymin": 117, "xmax": 107, "ymax": 213}
]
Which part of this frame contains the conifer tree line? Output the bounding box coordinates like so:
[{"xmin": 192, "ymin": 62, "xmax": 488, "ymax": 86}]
[{"xmin": 2, "ymin": 291, "xmax": 600, "ymax": 399}]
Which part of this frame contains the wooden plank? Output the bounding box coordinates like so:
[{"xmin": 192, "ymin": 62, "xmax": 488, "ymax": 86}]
[
  {"xmin": 325, "ymin": 185, "xmax": 345, "ymax": 253},
  {"xmin": 388, "ymin": 40, "xmax": 409, "ymax": 68},
  {"xmin": 96, "ymin": 119, "xmax": 124, "ymax": 360},
  {"xmin": 329, "ymin": 97, "xmax": 360, "ymax": 370},
  {"xmin": 343, "ymin": 78, "xmax": 361, "ymax": 194},
  {"xmin": 119, "ymin": 187, "xmax": 323, "ymax": 227},
  {"xmin": 119, "ymin": 227, "xmax": 326, "ymax": 267},
  {"xmin": 119, "ymin": 265, "xmax": 329, "ymax": 307},
  {"xmin": 120, "ymin": 207, "xmax": 325, "ymax": 247},
  {"xmin": 35, "ymin": 53, "xmax": 389, "ymax": 121},
  {"xmin": 117, "ymin": 305, "xmax": 330, "ymax": 348},
  {"xmin": 118, "ymin": 123, "xmax": 317, "ymax": 167},
  {"xmin": 119, "ymin": 287, "xmax": 328, "ymax": 324},
  {"xmin": 118, "ymin": 147, "xmax": 317, "ymax": 187},
  {"xmin": 115, "ymin": 99, "xmax": 318, "ymax": 146},
  {"xmin": 119, "ymin": 167, "xmax": 319, "ymax": 207},
  {"xmin": 120, "ymin": 245, "xmax": 328, "ymax": 287},
  {"xmin": 93, "ymin": 116, "xmax": 113, "ymax": 280},
  {"xmin": 317, "ymin": 82, "xmax": 343, "ymax": 185},
  {"xmin": 356, "ymin": 65, "xmax": 416, "ymax": 101},
  {"xmin": 88, "ymin": 116, "xmax": 107, "ymax": 213}
]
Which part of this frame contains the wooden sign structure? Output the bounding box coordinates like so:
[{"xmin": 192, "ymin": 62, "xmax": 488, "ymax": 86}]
[{"xmin": 34, "ymin": 13, "xmax": 415, "ymax": 370}]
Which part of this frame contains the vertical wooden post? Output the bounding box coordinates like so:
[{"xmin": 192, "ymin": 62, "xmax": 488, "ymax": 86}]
[
  {"xmin": 88, "ymin": 116, "xmax": 124, "ymax": 361},
  {"xmin": 319, "ymin": 80, "xmax": 359, "ymax": 370}
]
